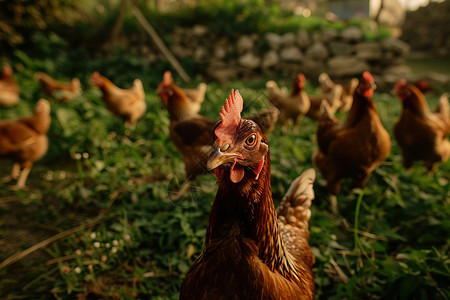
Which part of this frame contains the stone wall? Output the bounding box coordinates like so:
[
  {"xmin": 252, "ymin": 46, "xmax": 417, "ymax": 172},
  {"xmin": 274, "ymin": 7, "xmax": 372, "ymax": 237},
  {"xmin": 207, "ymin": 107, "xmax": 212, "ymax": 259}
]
[
  {"xmin": 128, "ymin": 24, "xmax": 411, "ymax": 86},
  {"xmin": 401, "ymin": 0, "xmax": 450, "ymax": 56}
]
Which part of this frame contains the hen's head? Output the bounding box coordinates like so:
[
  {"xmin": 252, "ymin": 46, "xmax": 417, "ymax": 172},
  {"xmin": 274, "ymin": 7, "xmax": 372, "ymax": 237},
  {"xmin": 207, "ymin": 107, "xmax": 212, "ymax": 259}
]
[
  {"xmin": 35, "ymin": 98, "xmax": 51, "ymax": 115},
  {"xmin": 208, "ymin": 89, "xmax": 269, "ymax": 184},
  {"xmin": 89, "ymin": 71, "xmax": 104, "ymax": 88},
  {"xmin": 356, "ymin": 71, "xmax": 376, "ymax": 98},
  {"xmin": 394, "ymin": 79, "xmax": 421, "ymax": 101},
  {"xmin": 156, "ymin": 71, "xmax": 174, "ymax": 102}
]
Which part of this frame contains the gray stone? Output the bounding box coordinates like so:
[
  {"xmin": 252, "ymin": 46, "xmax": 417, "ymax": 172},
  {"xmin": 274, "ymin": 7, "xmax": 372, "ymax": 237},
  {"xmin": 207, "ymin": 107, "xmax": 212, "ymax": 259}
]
[
  {"xmin": 297, "ymin": 29, "xmax": 310, "ymax": 48},
  {"xmin": 381, "ymin": 37, "xmax": 410, "ymax": 56},
  {"xmin": 262, "ymin": 50, "xmax": 279, "ymax": 69},
  {"xmin": 384, "ymin": 64, "xmax": 412, "ymax": 76},
  {"xmin": 279, "ymin": 46, "xmax": 303, "ymax": 62},
  {"xmin": 238, "ymin": 52, "xmax": 261, "ymax": 69},
  {"xmin": 305, "ymin": 42, "xmax": 329, "ymax": 61},
  {"xmin": 192, "ymin": 25, "xmax": 208, "ymax": 36},
  {"xmin": 355, "ymin": 42, "xmax": 383, "ymax": 61},
  {"xmin": 341, "ymin": 26, "xmax": 363, "ymax": 42},
  {"xmin": 329, "ymin": 41, "xmax": 353, "ymax": 56},
  {"xmin": 321, "ymin": 28, "xmax": 339, "ymax": 43},
  {"xmin": 236, "ymin": 35, "xmax": 254, "ymax": 54},
  {"xmin": 214, "ymin": 47, "xmax": 227, "ymax": 59},
  {"xmin": 193, "ymin": 47, "xmax": 208, "ymax": 62},
  {"xmin": 171, "ymin": 45, "xmax": 192, "ymax": 59},
  {"xmin": 328, "ymin": 56, "xmax": 370, "ymax": 77},
  {"xmin": 280, "ymin": 32, "xmax": 297, "ymax": 46},
  {"xmin": 265, "ymin": 33, "xmax": 281, "ymax": 49},
  {"xmin": 303, "ymin": 59, "xmax": 325, "ymax": 78}
]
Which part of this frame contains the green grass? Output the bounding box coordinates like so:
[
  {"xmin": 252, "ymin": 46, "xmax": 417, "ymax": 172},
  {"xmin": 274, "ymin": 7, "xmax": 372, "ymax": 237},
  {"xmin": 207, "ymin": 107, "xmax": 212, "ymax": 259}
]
[{"xmin": 0, "ymin": 53, "xmax": 449, "ymax": 299}]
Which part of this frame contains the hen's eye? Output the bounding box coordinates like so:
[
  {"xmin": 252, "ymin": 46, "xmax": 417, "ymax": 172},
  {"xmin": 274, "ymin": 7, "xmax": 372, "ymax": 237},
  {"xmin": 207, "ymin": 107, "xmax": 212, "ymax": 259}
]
[{"xmin": 245, "ymin": 134, "xmax": 257, "ymax": 146}]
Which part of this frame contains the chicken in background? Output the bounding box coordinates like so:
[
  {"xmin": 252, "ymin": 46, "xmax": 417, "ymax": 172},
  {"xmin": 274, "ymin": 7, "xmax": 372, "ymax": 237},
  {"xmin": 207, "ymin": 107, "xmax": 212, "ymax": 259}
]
[
  {"xmin": 181, "ymin": 90, "xmax": 315, "ymax": 299},
  {"xmin": 266, "ymin": 73, "xmax": 310, "ymax": 131},
  {"xmin": 89, "ymin": 71, "xmax": 146, "ymax": 129},
  {"xmin": 313, "ymin": 72, "xmax": 391, "ymax": 214},
  {"xmin": 306, "ymin": 83, "xmax": 343, "ymax": 120},
  {"xmin": 0, "ymin": 64, "xmax": 19, "ymax": 107},
  {"xmin": 413, "ymin": 78, "xmax": 433, "ymax": 94},
  {"xmin": 0, "ymin": 99, "xmax": 51, "ymax": 189},
  {"xmin": 318, "ymin": 72, "xmax": 359, "ymax": 112},
  {"xmin": 394, "ymin": 79, "xmax": 450, "ymax": 172},
  {"xmin": 157, "ymin": 74, "xmax": 279, "ymax": 200},
  {"xmin": 35, "ymin": 72, "xmax": 81, "ymax": 103},
  {"xmin": 157, "ymin": 71, "xmax": 207, "ymax": 114}
]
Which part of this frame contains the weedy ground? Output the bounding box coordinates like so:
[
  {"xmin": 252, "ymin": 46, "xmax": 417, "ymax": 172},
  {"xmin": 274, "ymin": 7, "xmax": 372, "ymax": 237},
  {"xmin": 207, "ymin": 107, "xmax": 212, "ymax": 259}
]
[{"xmin": 0, "ymin": 47, "xmax": 449, "ymax": 299}]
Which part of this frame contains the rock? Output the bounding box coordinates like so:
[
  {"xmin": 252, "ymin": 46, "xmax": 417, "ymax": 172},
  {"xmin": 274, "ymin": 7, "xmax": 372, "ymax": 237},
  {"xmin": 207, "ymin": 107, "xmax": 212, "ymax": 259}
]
[
  {"xmin": 355, "ymin": 42, "xmax": 383, "ymax": 61},
  {"xmin": 171, "ymin": 45, "xmax": 192, "ymax": 59},
  {"xmin": 262, "ymin": 50, "xmax": 279, "ymax": 69},
  {"xmin": 305, "ymin": 42, "xmax": 329, "ymax": 61},
  {"xmin": 238, "ymin": 52, "xmax": 261, "ymax": 69},
  {"xmin": 341, "ymin": 26, "xmax": 363, "ymax": 42},
  {"xmin": 236, "ymin": 35, "xmax": 254, "ymax": 54},
  {"xmin": 328, "ymin": 56, "xmax": 370, "ymax": 77},
  {"xmin": 192, "ymin": 25, "xmax": 208, "ymax": 36},
  {"xmin": 193, "ymin": 46, "xmax": 208, "ymax": 62},
  {"xmin": 265, "ymin": 33, "xmax": 281, "ymax": 49},
  {"xmin": 384, "ymin": 64, "xmax": 412, "ymax": 76},
  {"xmin": 206, "ymin": 63, "xmax": 238, "ymax": 83},
  {"xmin": 214, "ymin": 47, "xmax": 227, "ymax": 59},
  {"xmin": 329, "ymin": 41, "xmax": 353, "ymax": 56},
  {"xmin": 280, "ymin": 32, "xmax": 297, "ymax": 46},
  {"xmin": 381, "ymin": 37, "xmax": 410, "ymax": 56},
  {"xmin": 321, "ymin": 28, "xmax": 339, "ymax": 43},
  {"xmin": 297, "ymin": 29, "xmax": 310, "ymax": 48},
  {"xmin": 279, "ymin": 46, "xmax": 303, "ymax": 62},
  {"xmin": 302, "ymin": 59, "xmax": 325, "ymax": 78}
]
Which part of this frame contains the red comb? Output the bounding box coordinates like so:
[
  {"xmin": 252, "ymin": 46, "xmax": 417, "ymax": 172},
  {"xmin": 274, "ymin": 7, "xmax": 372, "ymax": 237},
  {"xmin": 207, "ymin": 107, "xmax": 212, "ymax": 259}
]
[
  {"xmin": 298, "ymin": 73, "xmax": 305, "ymax": 81},
  {"xmin": 394, "ymin": 79, "xmax": 407, "ymax": 91},
  {"xmin": 215, "ymin": 89, "xmax": 243, "ymax": 143},
  {"xmin": 362, "ymin": 71, "xmax": 374, "ymax": 84},
  {"xmin": 163, "ymin": 71, "xmax": 172, "ymax": 85}
]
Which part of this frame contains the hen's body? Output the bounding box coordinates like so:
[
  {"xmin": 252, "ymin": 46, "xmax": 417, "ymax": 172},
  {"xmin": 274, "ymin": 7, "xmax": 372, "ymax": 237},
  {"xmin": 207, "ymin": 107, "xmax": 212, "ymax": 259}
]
[
  {"xmin": 90, "ymin": 72, "xmax": 146, "ymax": 128},
  {"xmin": 0, "ymin": 99, "xmax": 51, "ymax": 189},
  {"xmin": 35, "ymin": 72, "xmax": 81, "ymax": 103},
  {"xmin": 318, "ymin": 73, "xmax": 358, "ymax": 112},
  {"xmin": 313, "ymin": 72, "xmax": 391, "ymax": 212},
  {"xmin": 306, "ymin": 84, "xmax": 342, "ymax": 120},
  {"xmin": 0, "ymin": 64, "xmax": 19, "ymax": 107},
  {"xmin": 181, "ymin": 90, "xmax": 315, "ymax": 299},
  {"xmin": 394, "ymin": 83, "xmax": 450, "ymax": 171},
  {"xmin": 266, "ymin": 74, "xmax": 310, "ymax": 128}
]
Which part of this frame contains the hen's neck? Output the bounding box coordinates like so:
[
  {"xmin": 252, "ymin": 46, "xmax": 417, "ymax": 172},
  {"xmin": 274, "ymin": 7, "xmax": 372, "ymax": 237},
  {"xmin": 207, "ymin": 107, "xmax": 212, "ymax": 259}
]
[
  {"xmin": 403, "ymin": 88, "xmax": 431, "ymax": 117},
  {"xmin": 344, "ymin": 92, "xmax": 377, "ymax": 128},
  {"xmin": 206, "ymin": 155, "xmax": 293, "ymax": 275},
  {"xmin": 167, "ymin": 85, "xmax": 195, "ymax": 121}
]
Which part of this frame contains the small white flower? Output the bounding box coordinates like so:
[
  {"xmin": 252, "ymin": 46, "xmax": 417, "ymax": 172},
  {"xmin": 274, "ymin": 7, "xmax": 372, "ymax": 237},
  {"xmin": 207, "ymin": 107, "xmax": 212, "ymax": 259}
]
[
  {"xmin": 74, "ymin": 153, "xmax": 82, "ymax": 160},
  {"xmin": 82, "ymin": 152, "xmax": 89, "ymax": 159},
  {"xmin": 75, "ymin": 249, "xmax": 82, "ymax": 255},
  {"xmin": 93, "ymin": 242, "xmax": 100, "ymax": 248},
  {"xmin": 74, "ymin": 267, "xmax": 81, "ymax": 274},
  {"xmin": 112, "ymin": 240, "xmax": 119, "ymax": 246},
  {"xmin": 124, "ymin": 234, "xmax": 131, "ymax": 242},
  {"xmin": 105, "ymin": 243, "xmax": 111, "ymax": 248},
  {"xmin": 111, "ymin": 247, "xmax": 118, "ymax": 254},
  {"xmin": 90, "ymin": 232, "xmax": 96, "ymax": 239}
]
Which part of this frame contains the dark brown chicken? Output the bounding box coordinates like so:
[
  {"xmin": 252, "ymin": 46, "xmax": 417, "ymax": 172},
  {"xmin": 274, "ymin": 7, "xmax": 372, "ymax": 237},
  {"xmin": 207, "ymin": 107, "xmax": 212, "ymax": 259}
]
[
  {"xmin": 90, "ymin": 71, "xmax": 146, "ymax": 128},
  {"xmin": 0, "ymin": 64, "xmax": 19, "ymax": 107},
  {"xmin": 35, "ymin": 72, "xmax": 81, "ymax": 103},
  {"xmin": 394, "ymin": 80, "xmax": 450, "ymax": 171},
  {"xmin": 0, "ymin": 99, "xmax": 51, "ymax": 189},
  {"xmin": 181, "ymin": 90, "xmax": 315, "ymax": 299},
  {"xmin": 157, "ymin": 75, "xmax": 279, "ymax": 195},
  {"xmin": 266, "ymin": 74, "xmax": 310, "ymax": 130},
  {"xmin": 313, "ymin": 72, "xmax": 391, "ymax": 214}
]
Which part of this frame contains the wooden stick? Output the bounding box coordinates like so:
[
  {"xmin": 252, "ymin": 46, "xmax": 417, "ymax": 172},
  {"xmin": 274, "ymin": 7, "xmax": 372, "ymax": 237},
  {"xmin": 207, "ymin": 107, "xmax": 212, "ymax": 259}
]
[
  {"xmin": 0, "ymin": 215, "xmax": 113, "ymax": 270},
  {"xmin": 131, "ymin": 5, "xmax": 191, "ymax": 83}
]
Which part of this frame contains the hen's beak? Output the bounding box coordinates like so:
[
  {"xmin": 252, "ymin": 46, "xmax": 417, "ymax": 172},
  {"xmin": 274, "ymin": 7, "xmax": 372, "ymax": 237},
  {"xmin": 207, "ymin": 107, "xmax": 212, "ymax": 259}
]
[{"xmin": 207, "ymin": 147, "xmax": 241, "ymax": 171}]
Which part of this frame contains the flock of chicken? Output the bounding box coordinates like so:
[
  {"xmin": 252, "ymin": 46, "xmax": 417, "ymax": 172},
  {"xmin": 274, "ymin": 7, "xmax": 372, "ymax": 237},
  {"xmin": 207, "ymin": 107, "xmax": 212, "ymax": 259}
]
[{"xmin": 1, "ymin": 61, "xmax": 449, "ymax": 298}]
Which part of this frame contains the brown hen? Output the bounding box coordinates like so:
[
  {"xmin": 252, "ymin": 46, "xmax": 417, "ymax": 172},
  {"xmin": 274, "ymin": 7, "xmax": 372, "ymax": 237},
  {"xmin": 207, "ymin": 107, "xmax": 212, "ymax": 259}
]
[
  {"xmin": 313, "ymin": 72, "xmax": 391, "ymax": 214},
  {"xmin": 89, "ymin": 71, "xmax": 146, "ymax": 129},
  {"xmin": 318, "ymin": 72, "xmax": 359, "ymax": 112},
  {"xmin": 0, "ymin": 99, "xmax": 51, "ymax": 189},
  {"xmin": 394, "ymin": 80, "xmax": 450, "ymax": 172},
  {"xmin": 181, "ymin": 90, "xmax": 315, "ymax": 299},
  {"xmin": 0, "ymin": 64, "xmax": 19, "ymax": 107},
  {"xmin": 35, "ymin": 72, "xmax": 81, "ymax": 103}
]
